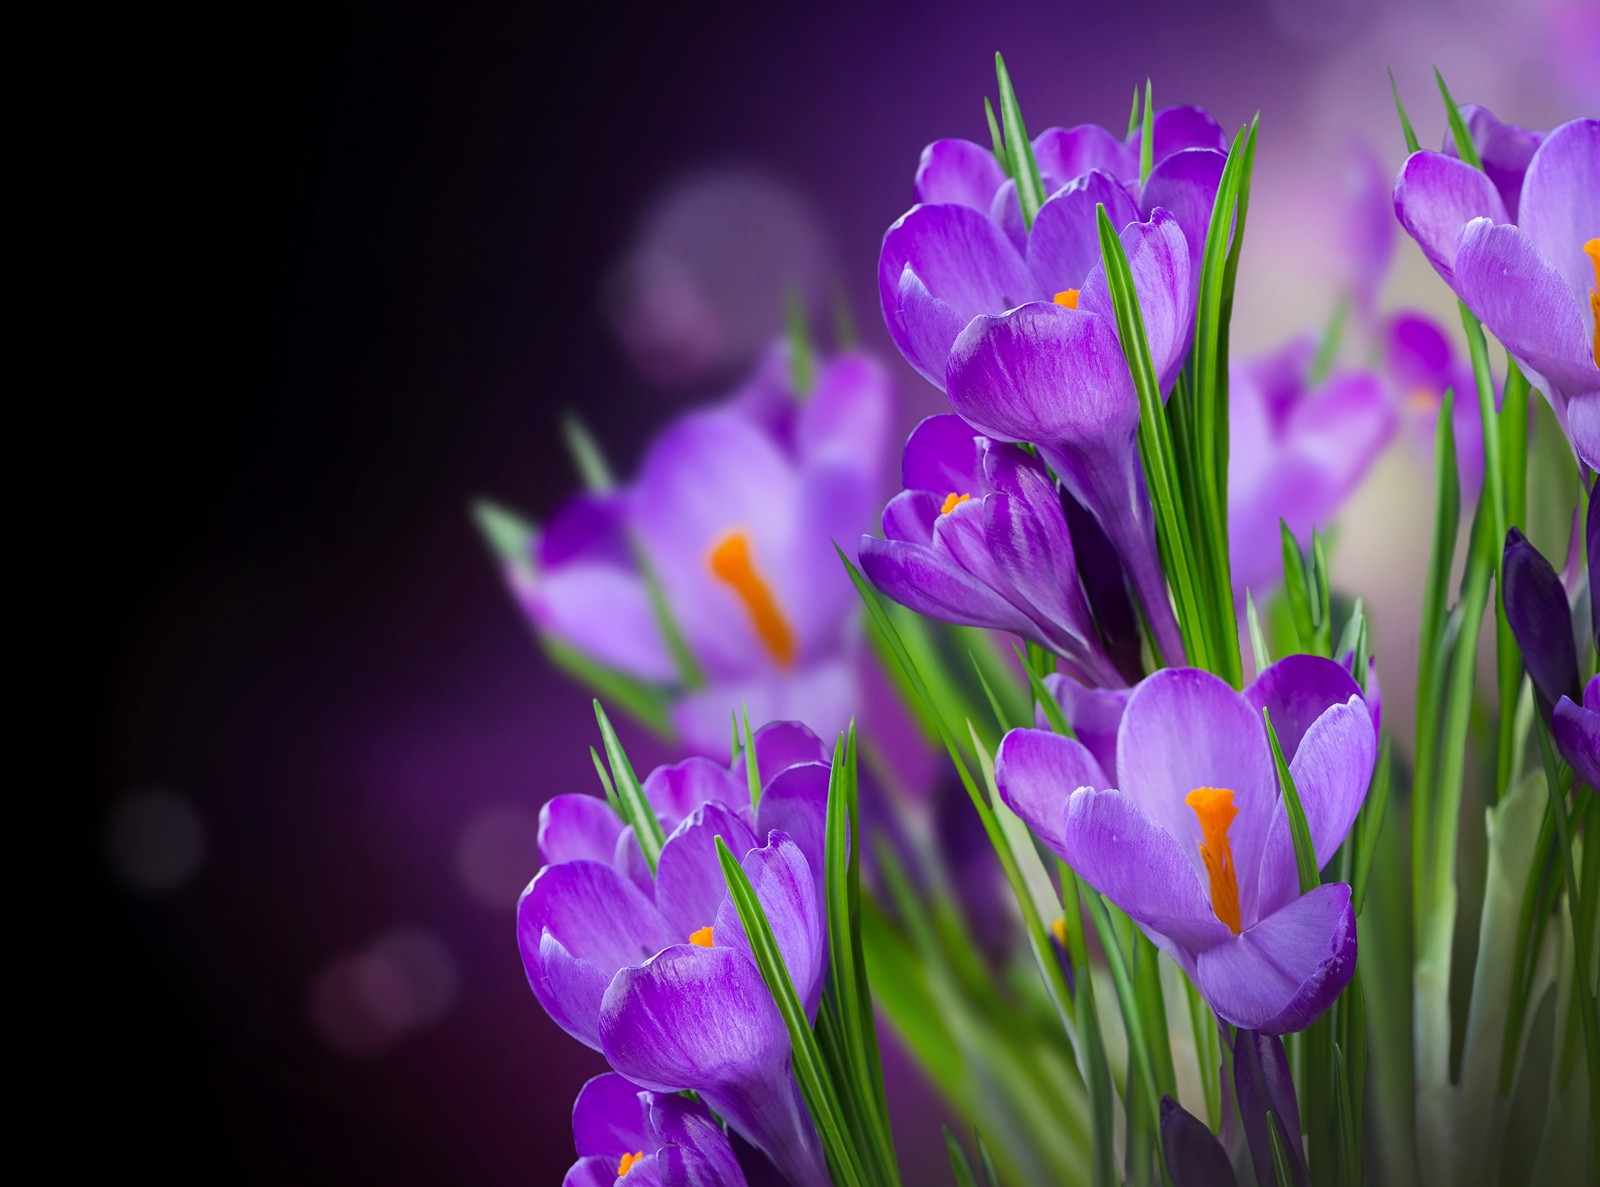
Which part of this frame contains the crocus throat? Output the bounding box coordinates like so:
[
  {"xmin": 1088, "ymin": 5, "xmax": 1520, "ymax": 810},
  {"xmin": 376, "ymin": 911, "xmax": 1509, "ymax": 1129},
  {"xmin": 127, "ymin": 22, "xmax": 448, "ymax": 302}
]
[
  {"xmin": 1585, "ymin": 239, "xmax": 1599, "ymax": 368},
  {"xmin": 618, "ymin": 1151, "xmax": 646, "ymax": 1176},
  {"xmin": 940, "ymin": 492, "xmax": 971, "ymax": 515},
  {"xmin": 1053, "ymin": 288, "xmax": 1080, "ymax": 309},
  {"xmin": 707, "ymin": 530, "xmax": 797, "ymax": 668},
  {"xmin": 1185, "ymin": 786, "xmax": 1242, "ymax": 935},
  {"xmin": 689, "ymin": 925, "xmax": 714, "ymax": 947}
]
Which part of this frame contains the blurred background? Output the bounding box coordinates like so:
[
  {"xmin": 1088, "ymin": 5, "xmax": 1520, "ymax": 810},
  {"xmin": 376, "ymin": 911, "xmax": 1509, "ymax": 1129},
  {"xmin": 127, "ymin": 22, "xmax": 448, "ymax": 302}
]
[{"xmin": 90, "ymin": 0, "xmax": 1596, "ymax": 1181}]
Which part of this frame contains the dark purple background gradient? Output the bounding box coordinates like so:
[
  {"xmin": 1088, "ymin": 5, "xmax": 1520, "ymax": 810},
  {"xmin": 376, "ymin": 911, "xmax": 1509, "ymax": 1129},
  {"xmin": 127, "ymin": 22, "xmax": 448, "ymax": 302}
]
[{"xmin": 92, "ymin": 1, "xmax": 1594, "ymax": 1182}]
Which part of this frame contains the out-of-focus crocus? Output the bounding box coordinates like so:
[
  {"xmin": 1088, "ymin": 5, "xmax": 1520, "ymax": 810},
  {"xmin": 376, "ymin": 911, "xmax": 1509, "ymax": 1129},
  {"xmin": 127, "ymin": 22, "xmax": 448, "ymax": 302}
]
[
  {"xmin": 512, "ymin": 347, "xmax": 892, "ymax": 754},
  {"xmin": 1393, "ymin": 114, "xmax": 1598, "ymax": 468},
  {"xmin": 996, "ymin": 659, "xmax": 1376, "ymax": 1033},
  {"xmin": 521, "ymin": 722, "xmax": 832, "ymax": 1186},
  {"xmin": 1503, "ymin": 528, "xmax": 1599, "ymax": 787},
  {"xmin": 889, "ymin": 106, "xmax": 1227, "ymax": 387},
  {"xmin": 1382, "ymin": 311, "xmax": 1485, "ymax": 497},
  {"xmin": 562, "ymin": 1072, "xmax": 747, "ymax": 1187},
  {"xmin": 939, "ymin": 213, "xmax": 1193, "ymax": 664},
  {"xmin": 1227, "ymin": 337, "xmax": 1396, "ymax": 598},
  {"xmin": 859, "ymin": 414, "xmax": 1126, "ymax": 687},
  {"xmin": 1159, "ymin": 1097, "xmax": 1237, "ymax": 1187}
]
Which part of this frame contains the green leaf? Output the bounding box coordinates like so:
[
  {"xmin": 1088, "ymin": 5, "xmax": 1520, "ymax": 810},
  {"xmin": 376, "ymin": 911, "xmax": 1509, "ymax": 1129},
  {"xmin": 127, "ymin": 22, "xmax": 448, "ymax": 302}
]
[
  {"xmin": 471, "ymin": 498, "xmax": 536, "ymax": 575},
  {"xmin": 594, "ymin": 700, "xmax": 666, "ymax": 872},
  {"xmin": 1309, "ymin": 300, "xmax": 1347, "ymax": 386},
  {"xmin": 1126, "ymin": 83, "xmax": 1141, "ymax": 139},
  {"xmin": 1351, "ymin": 735, "xmax": 1392, "ymax": 916},
  {"xmin": 1388, "ymin": 68, "xmax": 1421, "ymax": 154},
  {"xmin": 1434, "ymin": 68, "xmax": 1483, "ymax": 169},
  {"xmin": 589, "ymin": 746, "xmax": 619, "ymax": 814},
  {"xmin": 1280, "ymin": 521, "xmax": 1315, "ymax": 650},
  {"xmin": 1311, "ymin": 530, "xmax": 1334, "ymax": 657},
  {"xmin": 786, "ymin": 289, "xmax": 816, "ymax": 397},
  {"xmin": 1246, "ymin": 589, "xmax": 1272, "ymax": 675},
  {"xmin": 1265, "ymin": 707, "xmax": 1320, "ymax": 894},
  {"xmin": 1267, "ymin": 1112, "xmax": 1298, "ymax": 1187},
  {"xmin": 994, "ymin": 54, "xmax": 1047, "ymax": 228},
  {"xmin": 741, "ymin": 706, "xmax": 762, "ymax": 809},
  {"xmin": 1014, "ymin": 642, "xmax": 1072, "ymax": 736},
  {"xmin": 561, "ymin": 412, "xmax": 616, "ymax": 493},
  {"xmin": 1138, "ymin": 79, "xmax": 1154, "ymax": 186},
  {"xmin": 945, "ymin": 1129, "xmax": 980, "ymax": 1187},
  {"xmin": 975, "ymin": 1133, "xmax": 1001, "ymax": 1187},
  {"xmin": 984, "ymin": 97, "xmax": 1005, "ymax": 164},
  {"xmin": 542, "ymin": 635, "xmax": 674, "ymax": 738}
]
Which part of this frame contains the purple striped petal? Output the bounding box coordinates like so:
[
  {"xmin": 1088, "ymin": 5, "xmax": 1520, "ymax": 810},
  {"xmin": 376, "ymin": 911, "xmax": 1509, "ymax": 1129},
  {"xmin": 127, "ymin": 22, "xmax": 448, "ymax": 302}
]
[
  {"xmin": 915, "ymin": 138, "xmax": 1008, "ymax": 209},
  {"xmin": 540, "ymin": 794, "xmax": 625, "ymax": 866},
  {"xmin": 901, "ymin": 413, "xmax": 988, "ymax": 495},
  {"xmin": 655, "ymin": 803, "xmax": 759, "ymax": 939},
  {"xmin": 1196, "ymin": 881, "xmax": 1356, "ymax": 1034},
  {"xmin": 995, "ymin": 727, "xmax": 1109, "ymax": 857},
  {"xmin": 1393, "ymin": 150, "xmax": 1508, "ymax": 286},
  {"xmin": 1245, "ymin": 655, "xmax": 1368, "ymax": 762},
  {"xmin": 1554, "ymin": 680, "xmax": 1600, "ymax": 789},
  {"xmin": 712, "ymin": 831, "xmax": 826, "ymax": 1016},
  {"xmin": 754, "ymin": 761, "xmax": 831, "ymax": 894},
  {"xmin": 1515, "ymin": 118, "xmax": 1599, "ymax": 308},
  {"xmin": 1032, "ymin": 123, "xmax": 1135, "ymax": 182},
  {"xmin": 1041, "ymin": 677, "xmax": 1131, "ymax": 785},
  {"xmin": 563, "ymin": 1156, "xmax": 620, "ymax": 1187},
  {"xmin": 1448, "ymin": 104, "xmax": 1544, "ymax": 221},
  {"xmin": 1027, "ymin": 170, "xmax": 1140, "ymax": 294},
  {"xmin": 1076, "ymin": 208, "xmax": 1194, "ymax": 389},
  {"xmin": 573, "ymin": 1072, "xmax": 650, "ymax": 1156},
  {"xmin": 1139, "ymin": 148, "xmax": 1227, "ymax": 287},
  {"xmin": 645, "ymin": 757, "xmax": 744, "ymax": 833}
]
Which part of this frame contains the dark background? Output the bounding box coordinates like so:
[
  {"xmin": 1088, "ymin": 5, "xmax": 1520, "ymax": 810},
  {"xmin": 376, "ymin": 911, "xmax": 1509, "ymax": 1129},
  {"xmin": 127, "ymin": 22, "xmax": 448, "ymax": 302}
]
[{"xmin": 86, "ymin": 1, "xmax": 1593, "ymax": 1182}]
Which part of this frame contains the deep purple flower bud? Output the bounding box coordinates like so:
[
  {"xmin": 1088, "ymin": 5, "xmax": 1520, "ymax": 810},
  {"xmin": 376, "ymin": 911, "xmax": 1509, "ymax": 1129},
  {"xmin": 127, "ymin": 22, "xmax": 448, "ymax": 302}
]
[
  {"xmin": 1159, "ymin": 1095, "xmax": 1238, "ymax": 1187},
  {"xmin": 1232, "ymin": 1030, "xmax": 1309, "ymax": 1187},
  {"xmin": 1503, "ymin": 528, "xmax": 1583, "ymax": 709}
]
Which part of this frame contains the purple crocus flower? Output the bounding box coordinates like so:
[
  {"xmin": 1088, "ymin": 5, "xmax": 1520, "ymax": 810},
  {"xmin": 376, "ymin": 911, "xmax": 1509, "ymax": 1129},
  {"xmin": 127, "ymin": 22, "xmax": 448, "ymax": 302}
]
[
  {"xmin": 1393, "ymin": 113, "xmax": 1598, "ymax": 468},
  {"xmin": 513, "ymin": 347, "xmax": 892, "ymax": 753},
  {"xmin": 936, "ymin": 212, "xmax": 1194, "ymax": 664},
  {"xmin": 996, "ymin": 658, "xmax": 1376, "ymax": 1033},
  {"xmin": 563, "ymin": 1072, "xmax": 747, "ymax": 1187},
  {"xmin": 522, "ymin": 721, "xmax": 832, "ymax": 1185},
  {"xmin": 1382, "ymin": 310, "xmax": 1485, "ymax": 498},
  {"xmin": 858, "ymin": 414, "xmax": 1126, "ymax": 687},
  {"xmin": 1228, "ymin": 337, "xmax": 1397, "ymax": 597},
  {"xmin": 1503, "ymin": 528, "xmax": 1599, "ymax": 787}
]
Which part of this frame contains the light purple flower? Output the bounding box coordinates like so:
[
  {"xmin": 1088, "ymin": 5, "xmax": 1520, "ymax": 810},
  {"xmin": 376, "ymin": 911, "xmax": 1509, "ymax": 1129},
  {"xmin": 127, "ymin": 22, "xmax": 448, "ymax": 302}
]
[
  {"xmin": 512, "ymin": 347, "xmax": 893, "ymax": 753},
  {"xmin": 562, "ymin": 1072, "xmax": 747, "ymax": 1187},
  {"xmin": 1382, "ymin": 311, "xmax": 1485, "ymax": 498},
  {"xmin": 1229, "ymin": 337, "xmax": 1397, "ymax": 597},
  {"xmin": 1393, "ymin": 113, "xmax": 1598, "ymax": 467},
  {"xmin": 996, "ymin": 659, "xmax": 1376, "ymax": 1033},
  {"xmin": 521, "ymin": 722, "xmax": 832, "ymax": 1185},
  {"xmin": 858, "ymin": 414, "xmax": 1126, "ymax": 687}
]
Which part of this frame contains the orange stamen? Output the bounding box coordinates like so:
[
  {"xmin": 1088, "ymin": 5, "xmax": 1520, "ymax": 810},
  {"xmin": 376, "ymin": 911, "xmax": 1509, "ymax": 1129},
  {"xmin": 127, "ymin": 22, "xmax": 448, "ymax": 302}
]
[
  {"xmin": 940, "ymin": 492, "xmax": 971, "ymax": 515},
  {"xmin": 1585, "ymin": 239, "xmax": 1599, "ymax": 368},
  {"xmin": 1053, "ymin": 288, "xmax": 1080, "ymax": 309},
  {"xmin": 707, "ymin": 530, "xmax": 797, "ymax": 669},
  {"xmin": 1050, "ymin": 917, "xmax": 1068, "ymax": 947},
  {"xmin": 689, "ymin": 925, "xmax": 714, "ymax": 947},
  {"xmin": 618, "ymin": 1151, "xmax": 646, "ymax": 1176},
  {"xmin": 1185, "ymin": 786, "xmax": 1243, "ymax": 935}
]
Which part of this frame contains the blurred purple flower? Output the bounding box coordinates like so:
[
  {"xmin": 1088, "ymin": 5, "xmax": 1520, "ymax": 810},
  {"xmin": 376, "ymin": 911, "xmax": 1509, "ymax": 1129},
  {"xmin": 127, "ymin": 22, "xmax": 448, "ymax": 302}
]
[
  {"xmin": 995, "ymin": 659, "xmax": 1376, "ymax": 1033},
  {"xmin": 1339, "ymin": 141, "xmax": 1398, "ymax": 324},
  {"xmin": 1228, "ymin": 337, "xmax": 1396, "ymax": 598},
  {"xmin": 521, "ymin": 722, "xmax": 832, "ymax": 1186},
  {"xmin": 1381, "ymin": 311, "xmax": 1485, "ymax": 498},
  {"xmin": 513, "ymin": 348, "xmax": 893, "ymax": 753},
  {"xmin": 563, "ymin": 1072, "xmax": 747, "ymax": 1187},
  {"xmin": 1393, "ymin": 114, "xmax": 1598, "ymax": 468},
  {"xmin": 859, "ymin": 414, "xmax": 1126, "ymax": 687}
]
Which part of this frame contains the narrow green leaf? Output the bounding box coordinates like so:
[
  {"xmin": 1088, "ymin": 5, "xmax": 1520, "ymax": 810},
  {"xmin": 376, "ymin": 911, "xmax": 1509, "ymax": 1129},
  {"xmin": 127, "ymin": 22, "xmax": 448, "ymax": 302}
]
[
  {"xmin": 1352, "ymin": 736, "xmax": 1392, "ymax": 916},
  {"xmin": 540, "ymin": 635, "xmax": 675, "ymax": 738},
  {"xmin": 561, "ymin": 412, "xmax": 616, "ymax": 493},
  {"xmin": 945, "ymin": 1129, "xmax": 981, "ymax": 1187},
  {"xmin": 1267, "ymin": 1112, "xmax": 1297, "ymax": 1187},
  {"xmin": 1311, "ymin": 530, "xmax": 1334, "ymax": 657},
  {"xmin": 1309, "ymin": 300, "xmax": 1347, "ymax": 386},
  {"xmin": 1434, "ymin": 69, "xmax": 1483, "ymax": 169},
  {"xmin": 984, "ymin": 97, "xmax": 1005, "ymax": 165},
  {"xmin": 1265, "ymin": 707, "xmax": 1320, "ymax": 894},
  {"xmin": 1014, "ymin": 642, "xmax": 1072, "ymax": 736},
  {"xmin": 994, "ymin": 53, "xmax": 1047, "ymax": 228},
  {"xmin": 471, "ymin": 498, "xmax": 536, "ymax": 574},
  {"xmin": 1246, "ymin": 589, "xmax": 1272, "ymax": 675},
  {"xmin": 1138, "ymin": 78, "xmax": 1154, "ymax": 186},
  {"xmin": 831, "ymin": 277, "xmax": 859, "ymax": 350},
  {"xmin": 589, "ymin": 746, "xmax": 619, "ymax": 814},
  {"xmin": 1126, "ymin": 83, "xmax": 1141, "ymax": 139},
  {"xmin": 971, "ymin": 652, "xmax": 1018, "ymax": 736},
  {"xmin": 1388, "ymin": 68, "xmax": 1421, "ymax": 154},
  {"xmin": 595, "ymin": 700, "xmax": 665, "ymax": 872},
  {"xmin": 975, "ymin": 1134, "xmax": 1001, "ymax": 1187},
  {"xmin": 1280, "ymin": 521, "xmax": 1315, "ymax": 650},
  {"xmin": 741, "ymin": 706, "xmax": 762, "ymax": 809}
]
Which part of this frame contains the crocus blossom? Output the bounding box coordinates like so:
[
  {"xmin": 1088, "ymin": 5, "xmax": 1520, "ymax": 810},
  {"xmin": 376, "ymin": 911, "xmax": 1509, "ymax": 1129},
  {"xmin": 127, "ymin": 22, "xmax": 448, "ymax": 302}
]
[
  {"xmin": 510, "ymin": 346, "xmax": 892, "ymax": 753},
  {"xmin": 1228, "ymin": 336, "xmax": 1397, "ymax": 596},
  {"xmin": 859, "ymin": 414, "xmax": 1126, "ymax": 687},
  {"xmin": 996, "ymin": 659, "xmax": 1376, "ymax": 1032},
  {"xmin": 521, "ymin": 722, "xmax": 832, "ymax": 1185},
  {"xmin": 1382, "ymin": 311, "xmax": 1485, "ymax": 497},
  {"xmin": 1393, "ymin": 113, "xmax": 1598, "ymax": 467},
  {"xmin": 562, "ymin": 1072, "xmax": 747, "ymax": 1187}
]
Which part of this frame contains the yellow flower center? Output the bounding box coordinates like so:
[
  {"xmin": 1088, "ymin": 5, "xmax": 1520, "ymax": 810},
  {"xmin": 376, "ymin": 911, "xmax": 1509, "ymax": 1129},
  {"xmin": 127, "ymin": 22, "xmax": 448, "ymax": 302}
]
[
  {"xmin": 618, "ymin": 1151, "xmax": 646, "ymax": 1176},
  {"xmin": 940, "ymin": 492, "xmax": 971, "ymax": 515},
  {"xmin": 689, "ymin": 925, "xmax": 714, "ymax": 947},
  {"xmin": 1185, "ymin": 786, "xmax": 1242, "ymax": 935},
  {"xmin": 1053, "ymin": 288, "xmax": 1080, "ymax": 309},
  {"xmin": 707, "ymin": 530, "xmax": 797, "ymax": 669},
  {"xmin": 1585, "ymin": 238, "xmax": 1599, "ymax": 368}
]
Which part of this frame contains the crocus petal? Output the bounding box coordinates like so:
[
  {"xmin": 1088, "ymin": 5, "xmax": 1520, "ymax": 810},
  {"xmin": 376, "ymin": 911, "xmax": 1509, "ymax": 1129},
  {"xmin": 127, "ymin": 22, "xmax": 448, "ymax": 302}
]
[
  {"xmin": 649, "ymin": 1094, "xmax": 749, "ymax": 1187},
  {"xmin": 1032, "ymin": 123, "xmax": 1136, "ymax": 182},
  {"xmin": 1232, "ymin": 1030, "xmax": 1309, "ymax": 1187},
  {"xmin": 1116, "ymin": 668, "xmax": 1279, "ymax": 923},
  {"xmin": 572, "ymin": 1072, "xmax": 650, "ymax": 1156},
  {"xmin": 1515, "ymin": 118, "xmax": 1599, "ymax": 308},
  {"xmin": 753, "ymin": 761, "xmax": 830, "ymax": 886},
  {"xmin": 1554, "ymin": 693, "xmax": 1600, "ymax": 789},
  {"xmin": 1245, "ymin": 654, "xmax": 1368, "ymax": 761},
  {"xmin": 994, "ymin": 727, "xmax": 1109, "ymax": 857},
  {"xmin": 915, "ymin": 138, "xmax": 1008, "ymax": 208},
  {"xmin": 1503, "ymin": 527, "xmax": 1583, "ymax": 707},
  {"xmin": 1160, "ymin": 1096, "xmax": 1238, "ymax": 1187},
  {"xmin": 531, "ymin": 564, "xmax": 677, "ymax": 684},
  {"xmin": 1451, "ymin": 103, "xmax": 1544, "ymax": 221},
  {"xmin": 1076, "ymin": 208, "xmax": 1194, "ymax": 388},
  {"xmin": 1139, "ymin": 148, "xmax": 1227, "ymax": 281},
  {"xmin": 519, "ymin": 861, "xmax": 676, "ymax": 1049},
  {"xmin": 540, "ymin": 794, "xmax": 626, "ymax": 866},
  {"xmin": 1026, "ymin": 169, "xmax": 1140, "ymax": 294},
  {"xmin": 879, "ymin": 204, "xmax": 1037, "ymax": 387},
  {"xmin": 901, "ymin": 413, "xmax": 989, "ymax": 496},
  {"xmin": 712, "ymin": 831, "xmax": 826, "ymax": 1016},
  {"xmin": 655, "ymin": 803, "xmax": 760, "ymax": 939},
  {"xmin": 1041, "ymin": 677, "xmax": 1131, "ymax": 785},
  {"xmin": 1572, "ymin": 393, "xmax": 1600, "ymax": 472},
  {"xmin": 742, "ymin": 720, "xmax": 829, "ymax": 784},
  {"xmin": 563, "ymin": 1156, "xmax": 621, "ymax": 1187},
  {"xmin": 859, "ymin": 535, "xmax": 1041, "ymax": 638},
  {"xmin": 671, "ymin": 660, "xmax": 855, "ymax": 762},
  {"xmin": 1141, "ymin": 105, "xmax": 1229, "ymax": 160},
  {"xmin": 1454, "ymin": 219, "xmax": 1600, "ymax": 405},
  {"xmin": 796, "ymin": 353, "xmax": 894, "ymax": 480},
  {"xmin": 599, "ymin": 945, "xmax": 827, "ymax": 1187},
  {"xmin": 1061, "ymin": 785, "xmax": 1234, "ymax": 954},
  {"xmin": 1393, "ymin": 150, "xmax": 1509, "ymax": 286},
  {"xmin": 1196, "ymin": 882, "xmax": 1357, "ymax": 1034},
  {"xmin": 645, "ymin": 757, "xmax": 745, "ymax": 833},
  {"xmin": 1256, "ymin": 697, "xmax": 1376, "ymax": 919}
]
